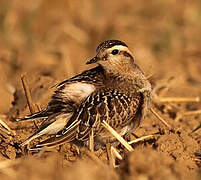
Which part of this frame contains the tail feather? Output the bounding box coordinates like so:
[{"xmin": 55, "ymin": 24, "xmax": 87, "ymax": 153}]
[
  {"xmin": 29, "ymin": 128, "xmax": 77, "ymax": 150},
  {"xmin": 16, "ymin": 110, "xmax": 48, "ymax": 122},
  {"xmin": 20, "ymin": 121, "xmax": 52, "ymax": 146},
  {"xmin": 20, "ymin": 113, "xmax": 73, "ymax": 147},
  {"xmin": 29, "ymin": 120, "xmax": 80, "ymax": 150},
  {"xmin": 20, "ymin": 132, "xmax": 41, "ymax": 147}
]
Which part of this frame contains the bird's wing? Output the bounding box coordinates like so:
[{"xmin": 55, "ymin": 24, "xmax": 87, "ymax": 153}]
[
  {"xmin": 30, "ymin": 89, "xmax": 142, "ymax": 149},
  {"xmin": 55, "ymin": 66, "xmax": 104, "ymax": 87},
  {"xmin": 70, "ymin": 89, "xmax": 142, "ymax": 141},
  {"xmin": 16, "ymin": 66, "xmax": 105, "ymax": 122}
]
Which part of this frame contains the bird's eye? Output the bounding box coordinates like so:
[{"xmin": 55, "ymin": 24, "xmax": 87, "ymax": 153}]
[{"xmin": 111, "ymin": 49, "xmax": 119, "ymax": 55}]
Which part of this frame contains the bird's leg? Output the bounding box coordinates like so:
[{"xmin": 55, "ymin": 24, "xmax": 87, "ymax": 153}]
[
  {"xmin": 102, "ymin": 120, "xmax": 133, "ymax": 151},
  {"xmin": 89, "ymin": 128, "xmax": 94, "ymax": 152}
]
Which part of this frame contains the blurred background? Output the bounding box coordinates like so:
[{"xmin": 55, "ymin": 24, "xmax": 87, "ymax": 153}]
[
  {"xmin": 0, "ymin": 0, "xmax": 201, "ymax": 114},
  {"xmin": 0, "ymin": 1, "xmax": 201, "ymax": 179}
]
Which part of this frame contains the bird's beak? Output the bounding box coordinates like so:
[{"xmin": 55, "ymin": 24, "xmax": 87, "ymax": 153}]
[{"xmin": 86, "ymin": 56, "xmax": 99, "ymax": 64}]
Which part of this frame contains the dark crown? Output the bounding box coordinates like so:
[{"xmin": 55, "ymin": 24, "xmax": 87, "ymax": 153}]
[{"xmin": 96, "ymin": 40, "xmax": 128, "ymax": 53}]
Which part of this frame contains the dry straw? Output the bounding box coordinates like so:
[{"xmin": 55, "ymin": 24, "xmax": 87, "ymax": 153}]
[{"xmin": 102, "ymin": 120, "xmax": 134, "ymax": 152}]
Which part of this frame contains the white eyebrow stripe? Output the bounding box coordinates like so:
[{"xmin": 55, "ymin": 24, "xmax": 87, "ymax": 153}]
[
  {"xmin": 107, "ymin": 45, "xmax": 133, "ymax": 56},
  {"xmin": 108, "ymin": 45, "xmax": 128, "ymax": 51}
]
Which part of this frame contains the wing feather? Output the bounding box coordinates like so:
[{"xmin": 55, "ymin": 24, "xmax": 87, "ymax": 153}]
[
  {"xmin": 30, "ymin": 88, "xmax": 141, "ymax": 149},
  {"xmin": 16, "ymin": 66, "xmax": 104, "ymax": 121},
  {"xmin": 61, "ymin": 89, "xmax": 142, "ymax": 141}
]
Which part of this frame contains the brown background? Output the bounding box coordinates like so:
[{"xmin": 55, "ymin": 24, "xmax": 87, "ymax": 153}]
[{"xmin": 0, "ymin": 0, "xmax": 201, "ymax": 179}]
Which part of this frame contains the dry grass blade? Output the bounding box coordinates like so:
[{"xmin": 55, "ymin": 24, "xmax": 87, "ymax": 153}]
[
  {"xmin": 192, "ymin": 123, "xmax": 201, "ymax": 133},
  {"xmin": 21, "ymin": 74, "xmax": 37, "ymax": 114},
  {"xmin": 156, "ymin": 97, "xmax": 200, "ymax": 103},
  {"xmin": 106, "ymin": 143, "xmax": 113, "ymax": 167},
  {"xmin": 0, "ymin": 118, "xmax": 15, "ymax": 135},
  {"xmin": 183, "ymin": 110, "xmax": 201, "ymax": 116},
  {"xmin": 102, "ymin": 120, "xmax": 133, "ymax": 152},
  {"xmin": 0, "ymin": 119, "xmax": 12, "ymax": 132},
  {"xmin": 150, "ymin": 108, "xmax": 172, "ymax": 129},
  {"xmin": 89, "ymin": 128, "xmax": 94, "ymax": 152},
  {"xmin": 106, "ymin": 144, "xmax": 122, "ymax": 168},
  {"xmin": 0, "ymin": 126, "xmax": 11, "ymax": 135},
  {"xmin": 111, "ymin": 146, "xmax": 122, "ymax": 160},
  {"xmin": 21, "ymin": 74, "xmax": 39, "ymax": 129},
  {"xmin": 128, "ymin": 134, "xmax": 155, "ymax": 145}
]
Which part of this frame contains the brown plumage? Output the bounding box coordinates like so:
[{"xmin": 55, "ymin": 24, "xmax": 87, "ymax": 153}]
[{"xmin": 16, "ymin": 40, "xmax": 152, "ymax": 150}]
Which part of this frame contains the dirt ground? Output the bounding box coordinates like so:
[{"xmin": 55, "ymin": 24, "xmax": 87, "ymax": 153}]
[{"xmin": 0, "ymin": 0, "xmax": 201, "ymax": 179}]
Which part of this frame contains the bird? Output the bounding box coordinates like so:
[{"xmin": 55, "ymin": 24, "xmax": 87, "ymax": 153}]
[{"xmin": 16, "ymin": 40, "xmax": 152, "ymax": 150}]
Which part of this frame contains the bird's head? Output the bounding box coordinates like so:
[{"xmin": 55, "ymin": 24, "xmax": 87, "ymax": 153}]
[{"xmin": 86, "ymin": 40, "xmax": 135, "ymax": 74}]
